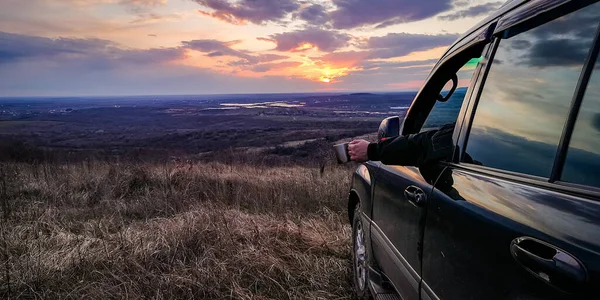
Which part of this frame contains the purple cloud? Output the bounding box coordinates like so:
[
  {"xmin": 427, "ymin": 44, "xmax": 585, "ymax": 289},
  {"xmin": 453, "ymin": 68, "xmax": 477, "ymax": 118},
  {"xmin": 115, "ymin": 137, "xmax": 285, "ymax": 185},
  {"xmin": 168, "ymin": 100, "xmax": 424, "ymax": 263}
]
[
  {"xmin": 364, "ymin": 32, "xmax": 458, "ymax": 59},
  {"xmin": 329, "ymin": 0, "xmax": 453, "ymax": 29},
  {"xmin": 251, "ymin": 61, "xmax": 302, "ymax": 72},
  {"xmin": 256, "ymin": 53, "xmax": 289, "ymax": 62},
  {"xmin": 260, "ymin": 28, "xmax": 352, "ymax": 52},
  {"xmin": 0, "ymin": 31, "xmax": 184, "ymax": 65},
  {"xmin": 438, "ymin": 2, "xmax": 503, "ymax": 21},
  {"xmin": 181, "ymin": 39, "xmax": 251, "ymax": 59},
  {"xmin": 227, "ymin": 54, "xmax": 289, "ymax": 67},
  {"xmin": 296, "ymin": 4, "xmax": 329, "ymax": 25},
  {"xmin": 193, "ymin": 0, "xmax": 299, "ymax": 25},
  {"xmin": 182, "ymin": 39, "xmax": 288, "ymax": 65}
]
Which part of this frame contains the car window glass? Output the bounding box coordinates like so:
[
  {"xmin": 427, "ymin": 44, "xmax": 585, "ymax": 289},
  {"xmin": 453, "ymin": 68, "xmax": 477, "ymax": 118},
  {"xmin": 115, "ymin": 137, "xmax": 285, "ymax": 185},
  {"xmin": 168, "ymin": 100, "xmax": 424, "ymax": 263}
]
[
  {"xmin": 464, "ymin": 4, "xmax": 600, "ymax": 177},
  {"xmin": 422, "ymin": 58, "xmax": 480, "ymax": 131},
  {"xmin": 563, "ymin": 53, "xmax": 600, "ymax": 187}
]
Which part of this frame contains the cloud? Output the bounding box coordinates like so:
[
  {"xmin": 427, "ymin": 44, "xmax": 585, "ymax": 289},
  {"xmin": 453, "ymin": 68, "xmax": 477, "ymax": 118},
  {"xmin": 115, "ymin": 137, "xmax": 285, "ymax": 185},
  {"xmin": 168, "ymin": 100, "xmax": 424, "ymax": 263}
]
[
  {"xmin": 130, "ymin": 13, "xmax": 184, "ymax": 24},
  {"xmin": 518, "ymin": 4, "xmax": 600, "ymax": 68},
  {"xmin": 0, "ymin": 31, "xmax": 185, "ymax": 66},
  {"xmin": 256, "ymin": 53, "xmax": 289, "ymax": 62},
  {"xmin": 329, "ymin": 0, "xmax": 453, "ymax": 29},
  {"xmin": 364, "ymin": 32, "xmax": 458, "ymax": 59},
  {"xmin": 0, "ymin": 62, "xmax": 322, "ymax": 96},
  {"xmin": 361, "ymin": 58, "xmax": 438, "ymax": 70},
  {"xmin": 510, "ymin": 40, "xmax": 531, "ymax": 50},
  {"xmin": 526, "ymin": 39, "xmax": 592, "ymax": 68},
  {"xmin": 313, "ymin": 51, "xmax": 368, "ymax": 67},
  {"xmin": 250, "ymin": 61, "xmax": 302, "ymax": 72},
  {"xmin": 227, "ymin": 53, "xmax": 289, "ymax": 67},
  {"xmin": 181, "ymin": 39, "xmax": 288, "ymax": 66},
  {"xmin": 61, "ymin": 0, "xmax": 167, "ymax": 6},
  {"xmin": 193, "ymin": 0, "xmax": 299, "ymax": 25},
  {"xmin": 438, "ymin": 2, "xmax": 502, "ymax": 21},
  {"xmin": 121, "ymin": 0, "xmax": 166, "ymax": 6},
  {"xmin": 206, "ymin": 51, "xmax": 224, "ymax": 57},
  {"xmin": 296, "ymin": 4, "xmax": 329, "ymax": 25},
  {"xmin": 182, "ymin": 39, "xmax": 251, "ymax": 59},
  {"xmin": 527, "ymin": 5, "xmax": 600, "ymax": 40},
  {"xmin": 260, "ymin": 28, "xmax": 352, "ymax": 52},
  {"xmin": 0, "ymin": 32, "xmax": 320, "ymax": 96}
]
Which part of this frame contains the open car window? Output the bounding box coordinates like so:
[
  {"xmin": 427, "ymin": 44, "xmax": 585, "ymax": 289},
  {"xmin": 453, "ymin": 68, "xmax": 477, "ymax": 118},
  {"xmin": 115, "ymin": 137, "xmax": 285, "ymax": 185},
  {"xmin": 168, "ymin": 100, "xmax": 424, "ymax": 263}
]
[{"xmin": 421, "ymin": 58, "xmax": 481, "ymax": 132}]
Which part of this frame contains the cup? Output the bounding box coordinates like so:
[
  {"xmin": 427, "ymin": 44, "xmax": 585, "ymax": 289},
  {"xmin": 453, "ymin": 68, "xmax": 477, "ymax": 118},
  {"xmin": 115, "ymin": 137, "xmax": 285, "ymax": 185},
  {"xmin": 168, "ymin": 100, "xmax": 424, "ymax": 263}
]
[{"xmin": 333, "ymin": 142, "xmax": 350, "ymax": 164}]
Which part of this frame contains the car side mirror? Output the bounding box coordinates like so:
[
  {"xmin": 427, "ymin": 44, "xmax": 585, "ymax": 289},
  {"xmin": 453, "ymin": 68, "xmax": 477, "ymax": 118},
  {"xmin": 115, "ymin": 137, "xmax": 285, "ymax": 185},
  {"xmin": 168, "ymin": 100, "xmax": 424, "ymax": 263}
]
[{"xmin": 377, "ymin": 116, "xmax": 400, "ymax": 141}]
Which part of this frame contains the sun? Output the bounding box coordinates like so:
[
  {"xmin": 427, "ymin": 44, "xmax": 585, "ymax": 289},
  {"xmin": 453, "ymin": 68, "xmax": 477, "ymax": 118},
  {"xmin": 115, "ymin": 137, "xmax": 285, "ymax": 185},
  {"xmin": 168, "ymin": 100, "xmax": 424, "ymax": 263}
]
[{"xmin": 321, "ymin": 78, "xmax": 331, "ymax": 83}]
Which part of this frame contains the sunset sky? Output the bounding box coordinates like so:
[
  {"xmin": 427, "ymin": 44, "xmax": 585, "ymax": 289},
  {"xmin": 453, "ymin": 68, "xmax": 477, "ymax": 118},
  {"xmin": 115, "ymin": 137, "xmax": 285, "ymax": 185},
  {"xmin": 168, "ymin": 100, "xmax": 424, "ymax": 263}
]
[{"xmin": 0, "ymin": 0, "xmax": 504, "ymax": 96}]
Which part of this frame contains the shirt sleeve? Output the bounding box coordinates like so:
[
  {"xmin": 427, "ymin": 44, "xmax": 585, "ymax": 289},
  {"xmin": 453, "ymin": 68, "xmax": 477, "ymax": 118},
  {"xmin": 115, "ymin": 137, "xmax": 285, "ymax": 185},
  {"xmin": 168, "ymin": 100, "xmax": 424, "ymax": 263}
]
[
  {"xmin": 366, "ymin": 122, "xmax": 455, "ymax": 166},
  {"xmin": 367, "ymin": 131, "xmax": 436, "ymax": 166}
]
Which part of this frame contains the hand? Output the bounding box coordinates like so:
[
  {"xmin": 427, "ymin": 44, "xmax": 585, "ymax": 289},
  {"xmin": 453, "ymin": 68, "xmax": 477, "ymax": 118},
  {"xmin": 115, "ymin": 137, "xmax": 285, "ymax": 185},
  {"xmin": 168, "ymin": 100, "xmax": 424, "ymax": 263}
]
[{"xmin": 348, "ymin": 139, "xmax": 369, "ymax": 162}]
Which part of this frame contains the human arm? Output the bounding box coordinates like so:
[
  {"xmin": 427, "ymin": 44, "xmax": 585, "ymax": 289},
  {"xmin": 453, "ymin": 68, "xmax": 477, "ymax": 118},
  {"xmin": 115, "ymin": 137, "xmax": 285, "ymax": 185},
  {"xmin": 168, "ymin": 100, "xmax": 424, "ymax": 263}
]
[{"xmin": 349, "ymin": 123, "xmax": 454, "ymax": 166}]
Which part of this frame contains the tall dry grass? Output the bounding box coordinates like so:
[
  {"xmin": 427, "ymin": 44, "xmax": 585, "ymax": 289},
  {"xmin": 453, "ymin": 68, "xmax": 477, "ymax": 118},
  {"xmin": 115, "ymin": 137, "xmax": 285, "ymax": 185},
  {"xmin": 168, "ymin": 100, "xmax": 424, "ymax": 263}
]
[{"xmin": 0, "ymin": 161, "xmax": 354, "ymax": 299}]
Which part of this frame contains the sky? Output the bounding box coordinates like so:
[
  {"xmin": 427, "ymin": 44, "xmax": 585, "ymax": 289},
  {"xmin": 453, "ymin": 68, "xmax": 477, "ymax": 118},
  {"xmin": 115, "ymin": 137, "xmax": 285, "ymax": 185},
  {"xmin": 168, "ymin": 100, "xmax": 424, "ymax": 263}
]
[{"xmin": 0, "ymin": 0, "xmax": 505, "ymax": 96}]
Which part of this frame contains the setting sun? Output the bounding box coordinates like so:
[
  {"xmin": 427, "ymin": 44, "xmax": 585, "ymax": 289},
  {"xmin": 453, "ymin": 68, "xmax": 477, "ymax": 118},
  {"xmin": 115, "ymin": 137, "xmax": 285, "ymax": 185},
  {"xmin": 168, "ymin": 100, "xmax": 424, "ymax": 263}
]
[{"xmin": 321, "ymin": 78, "xmax": 331, "ymax": 83}]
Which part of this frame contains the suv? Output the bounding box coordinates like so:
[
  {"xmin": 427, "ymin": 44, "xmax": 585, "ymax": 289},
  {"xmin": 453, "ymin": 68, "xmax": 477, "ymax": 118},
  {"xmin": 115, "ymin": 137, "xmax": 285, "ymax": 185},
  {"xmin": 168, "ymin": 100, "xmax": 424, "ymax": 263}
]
[{"xmin": 348, "ymin": 1, "xmax": 600, "ymax": 299}]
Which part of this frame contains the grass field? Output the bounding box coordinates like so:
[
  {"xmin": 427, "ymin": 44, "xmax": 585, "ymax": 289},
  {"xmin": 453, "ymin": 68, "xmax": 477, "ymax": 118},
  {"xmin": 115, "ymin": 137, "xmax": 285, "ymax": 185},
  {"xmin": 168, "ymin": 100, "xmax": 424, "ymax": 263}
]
[{"xmin": 0, "ymin": 160, "xmax": 355, "ymax": 299}]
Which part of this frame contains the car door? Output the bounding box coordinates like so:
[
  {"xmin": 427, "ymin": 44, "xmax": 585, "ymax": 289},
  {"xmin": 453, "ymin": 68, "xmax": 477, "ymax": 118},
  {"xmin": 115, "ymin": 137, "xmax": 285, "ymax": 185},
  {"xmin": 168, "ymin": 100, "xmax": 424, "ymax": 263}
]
[
  {"xmin": 370, "ymin": 39, "xmax": 487, "ymax": 299},
  {"xmin": 422, "ymin": 2, "xmax": 600, "ymax": 299}
]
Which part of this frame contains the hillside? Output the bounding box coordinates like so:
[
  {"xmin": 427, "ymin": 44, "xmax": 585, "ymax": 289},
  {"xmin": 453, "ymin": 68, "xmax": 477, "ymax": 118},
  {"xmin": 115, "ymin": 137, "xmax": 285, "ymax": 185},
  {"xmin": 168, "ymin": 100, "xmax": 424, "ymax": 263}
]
[{"xmin": 0, "ymin": 160, "xmax": 355, "ymax": 299}]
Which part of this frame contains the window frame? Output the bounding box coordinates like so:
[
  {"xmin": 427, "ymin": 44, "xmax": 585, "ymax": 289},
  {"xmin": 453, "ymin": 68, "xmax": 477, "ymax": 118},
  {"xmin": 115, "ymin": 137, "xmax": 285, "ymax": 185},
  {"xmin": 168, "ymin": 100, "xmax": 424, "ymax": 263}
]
[
  {"xmin": 456, "ymin": 0, "xmax": 600, "ymax": 197},
  {"xmin": 400, "ymin": 23, "xmax": 495, "ymax": 137},
  {"xmin": 419, "ymin": 55, "xmax": 484, "ymax": 134},
  {"xmin": 551, "ymin": 25, "xmax": 600, "ymax": 182}
]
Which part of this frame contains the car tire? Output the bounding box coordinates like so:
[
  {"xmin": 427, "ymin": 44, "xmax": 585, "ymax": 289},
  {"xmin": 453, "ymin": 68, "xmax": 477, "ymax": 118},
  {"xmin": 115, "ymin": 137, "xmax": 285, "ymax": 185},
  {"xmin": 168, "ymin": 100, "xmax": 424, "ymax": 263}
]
[{"xmin": 352, "ymin": 203, "xmax": 372, "ymax": 300}]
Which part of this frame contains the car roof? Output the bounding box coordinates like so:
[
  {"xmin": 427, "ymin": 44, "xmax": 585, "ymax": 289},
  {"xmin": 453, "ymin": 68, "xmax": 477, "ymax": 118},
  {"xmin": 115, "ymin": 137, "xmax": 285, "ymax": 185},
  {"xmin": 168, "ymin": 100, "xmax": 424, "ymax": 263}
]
[{"xmin": 441, "ymin": 0, "xmax": 528, "ymax": 60}]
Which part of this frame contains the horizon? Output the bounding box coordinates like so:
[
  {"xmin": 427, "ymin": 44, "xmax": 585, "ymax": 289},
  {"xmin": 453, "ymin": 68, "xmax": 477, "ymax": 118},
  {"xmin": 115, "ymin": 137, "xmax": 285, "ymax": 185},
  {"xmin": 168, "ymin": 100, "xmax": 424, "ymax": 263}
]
[
  {"xmin": 0, "ymin": 0, "xmax": 502, "ymax": 96},
  {"xmin": 0, "ymin": 90, "xmax": 424, "ymax": 99}
]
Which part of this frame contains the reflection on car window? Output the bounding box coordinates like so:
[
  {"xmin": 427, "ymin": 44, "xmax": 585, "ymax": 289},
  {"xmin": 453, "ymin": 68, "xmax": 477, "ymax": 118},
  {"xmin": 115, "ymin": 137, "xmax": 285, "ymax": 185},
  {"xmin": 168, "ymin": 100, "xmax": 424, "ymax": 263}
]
[
  {"xmin": 422, "ymin": 58, "xmax": 479, "ymax": 131},
  {"xmin": 465, "ymin": 3, "xmax": 600, "ymax": 177},
  {"xmin": 563, "ymin": 54, "xmax": 600, "ymax": 187}
]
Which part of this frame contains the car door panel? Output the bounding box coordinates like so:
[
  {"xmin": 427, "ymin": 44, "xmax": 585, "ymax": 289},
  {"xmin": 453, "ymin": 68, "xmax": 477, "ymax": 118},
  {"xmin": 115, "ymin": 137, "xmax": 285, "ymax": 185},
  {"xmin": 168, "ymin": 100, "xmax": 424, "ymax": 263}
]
[
  {"xmin": 370, "ymin": 220, "xmax": 419, "ymax": 300},
  {"xmin": 423, "ymin": 166, "xmax": 600, "ymax": 299},
  {"xmin": 372, "ymin": 165, "xmax": 433, "ymax": 300}
]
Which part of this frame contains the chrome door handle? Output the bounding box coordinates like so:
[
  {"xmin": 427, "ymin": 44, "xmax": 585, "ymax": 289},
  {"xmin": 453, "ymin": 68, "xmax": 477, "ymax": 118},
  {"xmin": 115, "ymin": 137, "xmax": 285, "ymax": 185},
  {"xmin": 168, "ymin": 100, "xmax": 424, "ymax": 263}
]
[
  {"xmin": 510, "ymin": 237, "xmax": 586, "ymax": 293},
  {"xmin": 404, "ymin": 185, "xmax": 427, "ymax": 207}
]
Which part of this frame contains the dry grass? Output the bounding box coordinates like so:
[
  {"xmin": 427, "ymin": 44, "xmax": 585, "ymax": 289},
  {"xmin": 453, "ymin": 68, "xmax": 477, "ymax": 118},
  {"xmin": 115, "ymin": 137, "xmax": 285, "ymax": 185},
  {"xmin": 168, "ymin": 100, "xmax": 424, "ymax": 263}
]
[{"xmin": 0, "ymin": 161, "xmax": 355, "ymax": 299}]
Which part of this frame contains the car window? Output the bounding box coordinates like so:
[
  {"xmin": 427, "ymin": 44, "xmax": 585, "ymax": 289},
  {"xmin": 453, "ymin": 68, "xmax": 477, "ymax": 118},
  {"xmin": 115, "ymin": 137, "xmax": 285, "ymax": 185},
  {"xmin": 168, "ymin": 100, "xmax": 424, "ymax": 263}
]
[
  {"xmin": 463, "ymin": 4, "xmax": 599, "ymax": 177},
  {"xmin": 421, "ymin": 59, "xmax": 479, "ymax": 131},
  {"xmin": 562, "ymin": 53, "xmax": 600, "ymax": 187}
]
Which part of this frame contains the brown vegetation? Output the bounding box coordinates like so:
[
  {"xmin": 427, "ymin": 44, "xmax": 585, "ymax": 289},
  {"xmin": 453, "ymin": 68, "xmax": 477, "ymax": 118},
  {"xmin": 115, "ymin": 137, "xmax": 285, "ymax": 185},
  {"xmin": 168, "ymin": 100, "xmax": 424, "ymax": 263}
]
[{"xmin": 0, "ymin": 160, "xmax": 355, "ymax": 299}]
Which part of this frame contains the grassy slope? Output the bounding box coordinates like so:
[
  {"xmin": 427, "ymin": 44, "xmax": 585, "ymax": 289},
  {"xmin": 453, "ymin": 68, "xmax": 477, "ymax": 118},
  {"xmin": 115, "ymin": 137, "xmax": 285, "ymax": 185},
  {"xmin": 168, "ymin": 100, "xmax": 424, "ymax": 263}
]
[{"xmin": 0, "ymin": 161, "xmax": 355, "ymax": 299}]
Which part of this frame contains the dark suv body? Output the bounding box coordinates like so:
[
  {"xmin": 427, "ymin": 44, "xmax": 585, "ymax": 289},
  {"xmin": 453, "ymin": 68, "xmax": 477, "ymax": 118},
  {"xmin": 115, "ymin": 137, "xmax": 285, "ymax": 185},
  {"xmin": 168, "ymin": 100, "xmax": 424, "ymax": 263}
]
[{"xmin": 347, "ymin": 1, "xmax": 600, "ymax": 299}]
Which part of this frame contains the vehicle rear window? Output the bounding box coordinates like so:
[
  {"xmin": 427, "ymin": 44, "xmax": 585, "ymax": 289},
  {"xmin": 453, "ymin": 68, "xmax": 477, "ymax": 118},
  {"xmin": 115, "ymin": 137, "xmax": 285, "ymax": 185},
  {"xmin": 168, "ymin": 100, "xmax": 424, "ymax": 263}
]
[
  {"xmin": 563, "ymin": 52, "xmax": 600, "ymax": 188},
  {"xmin": 463, "ymin": 4, "xmax": 600, "ymax": 177}
]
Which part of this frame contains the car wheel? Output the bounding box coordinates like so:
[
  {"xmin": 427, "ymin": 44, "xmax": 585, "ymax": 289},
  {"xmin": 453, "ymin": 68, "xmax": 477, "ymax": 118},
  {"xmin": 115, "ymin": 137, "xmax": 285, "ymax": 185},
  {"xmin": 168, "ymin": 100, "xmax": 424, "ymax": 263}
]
[{"xmin": 352, "ymin": 203, "xmax": 372, "ymax": 299}]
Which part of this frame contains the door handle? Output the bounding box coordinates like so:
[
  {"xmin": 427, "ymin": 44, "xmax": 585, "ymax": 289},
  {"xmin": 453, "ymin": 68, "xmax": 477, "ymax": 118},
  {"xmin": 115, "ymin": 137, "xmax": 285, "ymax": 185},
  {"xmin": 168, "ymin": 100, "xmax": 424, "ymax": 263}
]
[
  {"xmin": 404, "ymin": 185, "xmax": 427, "ymax": 207},
  {"xmin": 510, "ymin": 237, "xmax": 586, "ymax": 293}
]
